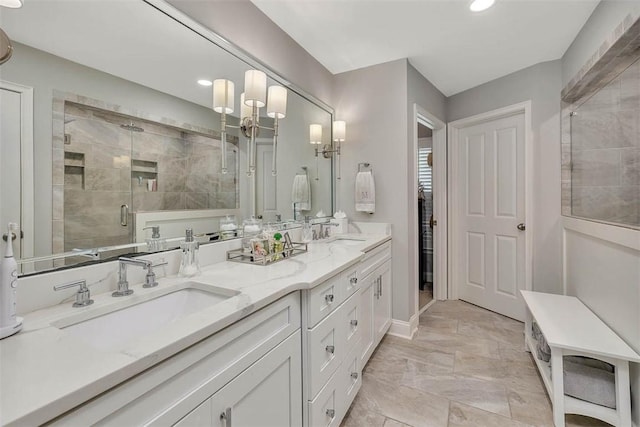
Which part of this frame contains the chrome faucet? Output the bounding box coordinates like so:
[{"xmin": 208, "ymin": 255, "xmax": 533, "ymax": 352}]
[
  {"xmin": 53, "ymin": 279, "xmax": 93, "ymax": 307},
  {"xmin": 114, "ymin": 257, "xmax": 167, "ymax": 297}
]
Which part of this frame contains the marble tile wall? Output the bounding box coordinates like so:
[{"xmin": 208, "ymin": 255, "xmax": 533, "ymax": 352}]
[
  {"xmin": 61, "ymin": 101, "xmax": 239, "ymax": 252},
  {"xmin": 568, "ymin": 59, "xmax": 640, "ymax": 227}
]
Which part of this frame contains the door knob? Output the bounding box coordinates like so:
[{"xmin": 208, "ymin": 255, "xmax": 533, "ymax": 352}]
[{"xmin": 517, "ymin": 223, "xmax": 526, "ymax": 231}]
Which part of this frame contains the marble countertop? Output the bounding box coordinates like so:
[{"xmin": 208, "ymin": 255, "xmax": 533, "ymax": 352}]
[{"xmin": 0, "ymin": 233, "xmax": 390, "ymax": 426}]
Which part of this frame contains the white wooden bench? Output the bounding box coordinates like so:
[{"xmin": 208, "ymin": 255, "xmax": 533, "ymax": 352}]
[{"xmin": 521, "ymin": 291, "xmax": 640, "ymax": 427}]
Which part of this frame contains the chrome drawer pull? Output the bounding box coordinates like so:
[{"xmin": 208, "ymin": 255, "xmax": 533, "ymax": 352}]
[
  {"xmin": 350, "ymin": 277, "xmax": 358, "ymax": 285},
  {"xmin": 351, "ymin": 372, "xmax": 359, "ymax": 379},
  {"xmin": 326, "ymin": 409, "xmax": 335, "ymax": 418},
  {"xmin": 326, "ymin": 345, "xmax": 335, "ymax": 354},
  {"xmin": 350, "ymin": 319, "xmax": 358, "ymax": 327},
  {"xmin": 325, "ymin": 294, "xmax": 334, "ymax": 304}
]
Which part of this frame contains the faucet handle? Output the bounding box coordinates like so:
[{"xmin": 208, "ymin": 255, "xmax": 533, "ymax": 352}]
[
  {"xmin": 54, "ymin": 280, "xmax": 94, "ymax": 308},
  {"xmin": 143, "ymin": 261, "xmax": 168, "ymax": 288}
]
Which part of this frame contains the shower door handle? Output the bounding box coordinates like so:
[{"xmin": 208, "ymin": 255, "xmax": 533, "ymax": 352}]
[{"xmin": 120, "ymin": 204, "xmax": 129, "ymax": 226}]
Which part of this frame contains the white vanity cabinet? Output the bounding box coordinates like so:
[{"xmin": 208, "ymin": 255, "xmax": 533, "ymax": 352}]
[
  {"xmin": 358, "ymin": 242, "xmax": 392, "ymax": 366},
  {"xmin": 175, "ymin": 330, "xmax": 301, "ymax": 427},
  {"xmin": 48, "ymin": 293, "xmax": 302, "ymax": 427},
  {"xmin": 303, "ymin": 265, "xmax": 362, "ymax": 426}
]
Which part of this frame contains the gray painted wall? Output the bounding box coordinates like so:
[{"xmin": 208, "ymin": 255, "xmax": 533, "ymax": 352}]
[
  {"xmin": 333, "ymin": 59, "xmax": 417, "ymax": 322},
  {"xmin": 167, "ymin": 0, "xmax": 334, "ymax": 106},
  {"xmin": 562, "ymin": 0, "xmax": 640, "ymax": 87},
  {"xmin": 447, "ymin": 60, "xmax": 564, "ymax": 295}
]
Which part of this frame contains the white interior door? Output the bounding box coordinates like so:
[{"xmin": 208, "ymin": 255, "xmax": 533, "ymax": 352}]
[
  {"xmin": 0, "ymin": 87, "xmax": 23, "ymax": 258},
  {"xmin": 456, "ymin": 113, "xmax": 526, "ymax": 321}
]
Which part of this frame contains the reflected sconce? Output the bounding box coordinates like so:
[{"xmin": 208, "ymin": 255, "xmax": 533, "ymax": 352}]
[
  {"xmin": 213, "ymin": 70, "xmax": 287, "ymax": 177},
  {"xmin": 213, "ymin": 79, "xmax": 234, "ymax": 174},
  {"xmin": 313, "ymin": 121, "xmax": 346, "ymax": 179}
]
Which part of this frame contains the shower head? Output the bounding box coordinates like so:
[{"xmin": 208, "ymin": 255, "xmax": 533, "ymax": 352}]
[{"xmin": 120, "ymin": 122, "xmax": 144, "ymax": 132}]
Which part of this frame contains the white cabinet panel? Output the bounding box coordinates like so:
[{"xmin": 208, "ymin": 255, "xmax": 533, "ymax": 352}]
[
  {"xmin": 173, "ymin": 400, "xmax": 212, "ymax": 427},
  {"xmin": 358, "ymin": 274, "xmax": 376, "ymax": 367},
  {"xmin": 374, "ymin": 260, "xmax": 392, "ymax": 343},
  {"xmin": 210, "ymin": 331, "xmax": 302, "ymax": 427}
]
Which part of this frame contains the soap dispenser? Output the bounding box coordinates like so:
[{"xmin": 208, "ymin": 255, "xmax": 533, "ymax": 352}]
[
  {"xmin": 179, "ymin": 228, "xmax": 200, "ymax": 277},
  {"xmin": 0, "ymin": 223, "xmax": 23, "ymax": 339}
]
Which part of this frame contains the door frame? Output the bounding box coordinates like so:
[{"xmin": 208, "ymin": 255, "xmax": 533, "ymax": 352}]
[
  {"xmin": 411, "ymin": 104, "xmax": 447, "ymax": 318},
  {"xmin": 0, "ymin": 80, "xmax": 34, "ymax": 260},
  {"xmin": 447, "ymin": 100, "xmax": 533, "ymax": 301}
]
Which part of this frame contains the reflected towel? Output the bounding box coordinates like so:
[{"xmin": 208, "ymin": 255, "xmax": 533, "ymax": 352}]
[
  {"xmin": 292, "ymin": 174, "xmax": 311, "ymax": 211},
  {"xmin": 355, "ymin": 171, "xmax": 375, "ymax": 213}
]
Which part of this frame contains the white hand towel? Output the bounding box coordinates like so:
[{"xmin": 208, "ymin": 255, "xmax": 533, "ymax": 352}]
[
  {"xmin": 355, "ymin": 171, "xmax": 375, "ymax": 213},
  {"xmin": 291, "ymin": 174, "xmax": 311, "ymax": 211}
]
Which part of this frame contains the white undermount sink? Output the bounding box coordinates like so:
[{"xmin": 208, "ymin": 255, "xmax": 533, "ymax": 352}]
[
  {"xmin": 55, "ymin": 282, "xmax": 239, "ymax": 352},
  {"xmin": 330, "ymin": 237, "xmax": 366, "ymax": 246}
]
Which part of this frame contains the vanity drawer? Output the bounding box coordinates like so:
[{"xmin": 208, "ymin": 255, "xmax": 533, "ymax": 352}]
[
  {"xmin": 358, "ymin": 241, "xmax": 391, "ymax": 279},
  {"xmin": 307, "ymin": 299, "xmax": 346, "ymax": 399},
  {"xmin": 308, "ymin": 367, "xmax": 342, "ymax": 427},
  {"xmin": 341, "ymin": 291, "xmax": 361, "ymax": 356},
  {"xmin": 307, "ymin": 274, "xmax": 343, "ymax": 328},
  {"xmin": 342, "ymin": 267, "xmax": 359, "ymax": 299},
  {"xmin": 338, "ymin": 339, "xmax": 362, "ymax": 416}
]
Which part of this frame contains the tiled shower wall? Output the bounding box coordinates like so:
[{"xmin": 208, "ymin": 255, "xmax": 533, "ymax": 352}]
[
  {"xmin": 569, "ymin": 59, "xmax": 640, "ymax": 226},
  {"xmin": 60, "ymin": 101, "xmax": 238, "ymax": 252}
]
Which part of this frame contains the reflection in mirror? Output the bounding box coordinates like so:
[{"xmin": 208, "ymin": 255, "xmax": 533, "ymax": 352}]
[
  {"xmin": 0, "ymin": 0, "xmax": 334, "ymax": 274},
  {"xmin": 561, "ymin": 17, "xmax": 640, "ymax": 229}
]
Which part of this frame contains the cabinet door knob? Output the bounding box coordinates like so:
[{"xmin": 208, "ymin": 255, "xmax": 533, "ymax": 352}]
[
  {"xmin": 350, "ymin": 277, "xmax": 358, "ymax": 285},
  {"xmin": 325, "ymin": 294, "xmax": 334, "ymax": 304},
  {"xmin": 350, "ymin": 319, "xmax": 358, "ymax": 327},
  {"xmin": 325, "ymin": 345, "xmax": 335, "ymax": 354},
  {"xmin": 351, "ymin": 372, "xmax": 359, "ymax": 379},
  {"xmin": 326, "ymin": 409, "xmax": 336, "ymax": 418}
]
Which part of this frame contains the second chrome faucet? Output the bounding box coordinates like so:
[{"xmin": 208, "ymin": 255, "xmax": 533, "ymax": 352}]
[{"xmin": 113, "ymin": 257, "xmax": 167, "ymax": 297}]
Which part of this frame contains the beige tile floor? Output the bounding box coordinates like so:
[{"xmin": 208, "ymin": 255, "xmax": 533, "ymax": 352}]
[{"xmin": 341, "ymin": 300, "xmax": 612, "ymax": 427}]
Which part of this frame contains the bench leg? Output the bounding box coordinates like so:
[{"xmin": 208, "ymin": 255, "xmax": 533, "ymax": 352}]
[
  {"xmin": 524, "ymin": 309, "xmax": 532, "ymax": 353},
  {"xmin": 615, "ymin": 360, "xmax": 631, "ymax": 427},
  {"xmin": 551, "ymin": 348, "xmax": 565, "ymax": 427}
]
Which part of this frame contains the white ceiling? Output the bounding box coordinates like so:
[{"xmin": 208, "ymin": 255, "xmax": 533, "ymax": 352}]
[{"xmin": 250, "ymin": 0, "xmax": 600, "ymax": 96}]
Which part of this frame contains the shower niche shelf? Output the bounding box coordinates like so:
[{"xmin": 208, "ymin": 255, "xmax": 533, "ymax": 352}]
[
  {"xmin": 64, "ymin": 151, "xmax": 85, "ymax": 190},
  {"xmin": 131, "ymin": 159, "xmax": 158, "ymax": 191},
  {"xmin": 131, "ymin": 159, "xmax": 158, "ymax": 174}
]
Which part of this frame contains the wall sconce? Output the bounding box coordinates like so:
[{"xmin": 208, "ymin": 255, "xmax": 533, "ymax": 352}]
[
  {"xmin": 311, "ymin": 121, "xmax": 346, "ymax": 179},
  {"xmin": 0, "ymin": 0, "xmax": 23, "ymax": 8},
  {"xmin": 213, "ymin": 70, "xmax": 287, "ymax": 177},
  {"xmin": 213, "ymin": 79, "xmax": 234, "ymax": 174}
]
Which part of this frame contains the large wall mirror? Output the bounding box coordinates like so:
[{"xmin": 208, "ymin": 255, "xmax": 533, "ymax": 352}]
[
  {"xmin": 0, "ymin": 0, "xmax": 335, "ymax": 274},
  {"xmin": 561, "ymin": 16, "xmax": 640, "ymax": 230}
]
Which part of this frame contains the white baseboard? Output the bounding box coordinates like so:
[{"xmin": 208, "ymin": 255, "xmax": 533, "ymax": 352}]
[{"xmin": 387, "ymin": 313, "xmax": 419, "ymax": 339}]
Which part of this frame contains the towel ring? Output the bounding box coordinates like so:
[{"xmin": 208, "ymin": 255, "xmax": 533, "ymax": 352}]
[{"xmin": 358, "ymin": 162, "xmax": 372, "ymax": 173}]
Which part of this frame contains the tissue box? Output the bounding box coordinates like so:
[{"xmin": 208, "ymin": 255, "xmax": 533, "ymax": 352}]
[{"xmin": 330, "ymin": 218, "xmax": 348, "ymax": 235}]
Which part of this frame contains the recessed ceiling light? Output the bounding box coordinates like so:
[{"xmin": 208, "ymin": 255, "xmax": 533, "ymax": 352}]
[
  {"xmin": 470, "ymin": 0, "xmax": 495, "ymax": 12},
  {"xmin": 197, "ymin": 79, "xmax": 213, "ymax": 87}
]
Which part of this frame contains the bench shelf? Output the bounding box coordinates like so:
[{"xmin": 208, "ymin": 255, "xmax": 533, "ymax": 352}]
[{"xmin": 521, "ymin": 291, "xmax": 640, "ymax": 427}]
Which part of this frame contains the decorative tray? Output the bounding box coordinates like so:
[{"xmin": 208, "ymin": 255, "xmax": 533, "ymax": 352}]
[{"xmin": 226, "ymin": 241, "xmax": 308, "ymax": 266}]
